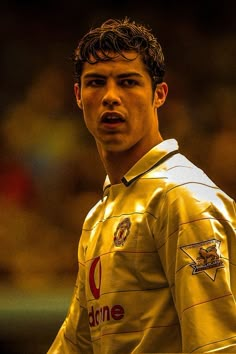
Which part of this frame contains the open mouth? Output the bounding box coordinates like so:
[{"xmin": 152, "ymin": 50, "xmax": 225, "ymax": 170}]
[
  {"xmin": 102, "ymin": 116, "xmax": 124, "ymax": 123},
  {"xmin": 101, "ymin": 112, "xmax": 125, "ymax": 124}
]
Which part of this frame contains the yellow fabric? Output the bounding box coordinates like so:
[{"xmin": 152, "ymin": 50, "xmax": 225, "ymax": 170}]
[{"xmin": 48, "ymin": 139, "xmax": 236, "ymax": 353}]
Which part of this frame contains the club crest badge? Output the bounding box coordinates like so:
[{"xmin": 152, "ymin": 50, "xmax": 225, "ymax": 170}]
[
  {"xmin": 180, "ymin": 239, "xmax": 224, "ymax": 280},
  {"xmin": 114, "ymin": 217, "xmax": 131, "ymax": 247}
]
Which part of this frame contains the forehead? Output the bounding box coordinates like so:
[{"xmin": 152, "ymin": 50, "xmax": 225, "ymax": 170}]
[{"xmin": 81, "ymin": 51, "xmax": 148, "ymax": 77}]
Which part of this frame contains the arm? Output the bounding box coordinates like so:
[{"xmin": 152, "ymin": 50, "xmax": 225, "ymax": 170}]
[
  {"xmin": 47, "ymin": 252, "xmax": 93, "ymax": 353},
  {"xmin": 156, "ymin": 186, "xmax": 236, "ymax": 353}
]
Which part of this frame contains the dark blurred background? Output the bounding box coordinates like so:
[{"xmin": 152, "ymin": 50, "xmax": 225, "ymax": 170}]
[{"xmin": 0, "ymin": 1, "xmax": 235, "ymax": 353}]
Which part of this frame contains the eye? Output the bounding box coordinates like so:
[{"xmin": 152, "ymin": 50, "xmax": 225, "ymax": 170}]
[
  {"xmin": 120, "ymin": 79, "xmax": 138, "ymax": 87},
  {"xmin": 86, "ymin": 79, "xmax": 105, "ymax": 87}
]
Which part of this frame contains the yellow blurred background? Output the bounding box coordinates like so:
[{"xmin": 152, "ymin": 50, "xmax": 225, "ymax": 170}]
[{"xmin": 0, "ymin": 1, "xmax": 235, "ymax": 353}]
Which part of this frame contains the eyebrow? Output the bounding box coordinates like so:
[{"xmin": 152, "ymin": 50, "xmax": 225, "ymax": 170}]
[{"xmin": 83, "ymin": 72, "xmax": 143, "ymax": 79}]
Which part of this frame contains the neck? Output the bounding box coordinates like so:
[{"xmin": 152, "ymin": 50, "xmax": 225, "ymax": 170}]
[
  {"xmin": 97, "ymin": 137, "xmax": 163, "ymax": 185},
  {"xmin": 100, "ymin": 151, "xmax": 139, "ymax": 184}
]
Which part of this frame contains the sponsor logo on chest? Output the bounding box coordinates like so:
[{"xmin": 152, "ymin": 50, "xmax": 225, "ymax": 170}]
[{"xmin": 88, "ymin": 256, "xmax": 125, "ymax": 328}]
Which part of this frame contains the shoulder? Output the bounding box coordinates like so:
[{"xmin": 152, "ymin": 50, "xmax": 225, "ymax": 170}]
[
  {"xmin": 144, "ymin": 152, "xmax": 234, "ymax": 216},
  {"xmin": 82, "ymin": 197, "xmax": 104, "ymax": 230},
  {"xmin": 147, "ymin": 152, "xmax": 216, "ymax": 193},
  {"xmin": 146, "ymin": 152, "xmax": 214, "ymax": 186}
]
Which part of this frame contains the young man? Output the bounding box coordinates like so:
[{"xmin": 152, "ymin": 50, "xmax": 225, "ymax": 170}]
[{"xmin": 47, "ymin": 18, "xmax": 236, "ymax": 353}]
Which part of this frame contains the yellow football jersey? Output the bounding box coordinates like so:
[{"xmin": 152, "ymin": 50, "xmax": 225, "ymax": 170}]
[{"xmin": 48, "ymin": 139, "xmax": 236, "ymax": 353}]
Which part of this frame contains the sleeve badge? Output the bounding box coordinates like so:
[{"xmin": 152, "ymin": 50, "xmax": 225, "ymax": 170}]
[{"xmin": 180, "ymin": 239, "xmax": 224, "ymax": 280}]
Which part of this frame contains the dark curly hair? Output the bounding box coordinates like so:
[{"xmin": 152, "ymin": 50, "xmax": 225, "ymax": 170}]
[{"xmin": 73, "ymin": 18, "xmax": 166, "ymax": 90}]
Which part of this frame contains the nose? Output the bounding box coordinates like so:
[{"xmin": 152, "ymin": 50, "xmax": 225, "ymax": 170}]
[{"xmin": 102, "ymin": 83, "xmax": 121, "ymax": 107}]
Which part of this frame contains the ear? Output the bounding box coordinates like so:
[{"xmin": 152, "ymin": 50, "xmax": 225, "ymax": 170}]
[
  {"xmin": 154, "ymin": 82, "xmax": 168, "ymax": 108},
  {"xmin": 74, "ymin": 83, "xmax": 83, "ymax": 109}
]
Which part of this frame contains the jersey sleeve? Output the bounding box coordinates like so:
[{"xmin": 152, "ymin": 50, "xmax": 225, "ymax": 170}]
[
  {"xmin": 154, "ymin": 185, "xmax": 236, "ymax": 353},
  {"xmin": 47, "ymin": 246, "xmax": 93, "ymax": 353}
]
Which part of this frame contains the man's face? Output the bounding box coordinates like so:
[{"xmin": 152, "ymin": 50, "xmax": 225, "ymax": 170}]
[{"xmin": 74, "ymin": 51, "xmax": 167, "ymax": 156}]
